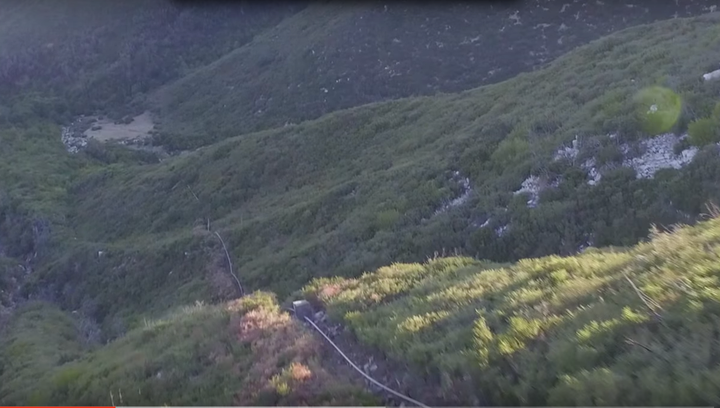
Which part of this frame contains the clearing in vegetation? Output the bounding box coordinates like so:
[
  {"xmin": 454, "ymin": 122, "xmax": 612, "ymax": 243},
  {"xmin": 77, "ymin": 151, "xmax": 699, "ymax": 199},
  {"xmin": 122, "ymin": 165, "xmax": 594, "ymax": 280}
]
[{"xmin": 83, "ymin": 112, "xmax": 155, "ymax": 142}]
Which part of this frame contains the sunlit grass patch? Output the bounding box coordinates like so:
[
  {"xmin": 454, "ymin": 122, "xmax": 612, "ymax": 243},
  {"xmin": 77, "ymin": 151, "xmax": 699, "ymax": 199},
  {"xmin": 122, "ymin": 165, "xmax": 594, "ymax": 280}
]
[{"xmin": 307, "ymin": 217, "xmax": 720, "ymax": 405}]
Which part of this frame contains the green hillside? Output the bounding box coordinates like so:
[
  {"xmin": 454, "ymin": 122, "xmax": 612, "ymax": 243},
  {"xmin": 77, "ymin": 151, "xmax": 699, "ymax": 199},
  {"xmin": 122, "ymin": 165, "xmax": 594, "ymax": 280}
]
[
  {"xmin": 0, "ymin": 294, "xmax": 374, "ymax": 405},
  {"xmin": 48, "ymin": 14, "xmax": 720, "ymax": 314},
  {"xmin": 0, "ymin": 0, "xmax": 303, "ymax": 120},
  {"xmin": 5, "ymin": 214, "xmax": 720, "ymax": 405},
  {"xmin": 303, "ymin": 215, "xmax": 720, "ymax": 405},
  {"xmin": 2, "ymin": 5, "xmax": 720, "ymax": 407},
  {"xmin": 149, "ymin": 2, "xmax": 718, "ymax": 151}
]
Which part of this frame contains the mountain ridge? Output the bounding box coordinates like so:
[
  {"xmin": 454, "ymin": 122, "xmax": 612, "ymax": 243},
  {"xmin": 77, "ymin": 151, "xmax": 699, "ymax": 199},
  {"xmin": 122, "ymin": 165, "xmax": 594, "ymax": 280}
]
[{"xmin": 149, "ymin": 0, "xmax": 720, "ymax": 150}]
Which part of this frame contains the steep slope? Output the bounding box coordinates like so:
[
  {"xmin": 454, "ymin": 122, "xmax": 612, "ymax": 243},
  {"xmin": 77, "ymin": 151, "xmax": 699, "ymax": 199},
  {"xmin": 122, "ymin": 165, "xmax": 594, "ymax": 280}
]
[
  {"xmin": 302, "ymin": 214, "xmax": 720, "ymax": 405},
  {"xmin": 150, "ymin": 0, "xmax": 720, "ymax": 150},
  {"xmin": 0, "ymin": 0, "xmax": 303, "ymax": 328},
  {"xmin": 3, "ymin": 9, "xmax": 720, "ymax": 407},
  {"xmin": 0, "ymin": 294, "xmax": 375, "ymax": 405},
  {"xmin": 0, "ymin": 0, "xmax": 303, "ymax": 120},
  {"xmin": 47, "ymin": 13, "xmax": 720, "ymax": 326},
  {"xmin": 5, "ymin": 213, "xmax": 720, "ymax": 404}
]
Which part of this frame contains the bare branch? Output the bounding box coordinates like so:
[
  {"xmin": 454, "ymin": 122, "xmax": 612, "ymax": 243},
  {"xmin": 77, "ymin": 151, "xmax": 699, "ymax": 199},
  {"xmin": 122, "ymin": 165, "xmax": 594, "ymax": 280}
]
[
  {"xmin": 705, "ymin": 201, "xmax": 720, "ymax": 219},
  {"xmin": 624, "ymin": 337, "xmax": 671, "ymax": 364},
  {"xmin": 186, "ymin": 185, "xmax": 200, "ymax": 202},
  {"xmin": 624, "ymin": 272, "xmax": 665, "ymax": 326}
]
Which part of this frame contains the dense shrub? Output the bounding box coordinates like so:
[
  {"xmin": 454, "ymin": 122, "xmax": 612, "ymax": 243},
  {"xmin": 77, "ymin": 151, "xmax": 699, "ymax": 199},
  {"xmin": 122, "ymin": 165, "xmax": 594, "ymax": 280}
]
[
  {"xmin": 307, "ymin": 217, "xmax": 720, "ymax": 405},
  {"xmin": 687, "ymin": 117, "xmax": 720, "ymax": 146}
]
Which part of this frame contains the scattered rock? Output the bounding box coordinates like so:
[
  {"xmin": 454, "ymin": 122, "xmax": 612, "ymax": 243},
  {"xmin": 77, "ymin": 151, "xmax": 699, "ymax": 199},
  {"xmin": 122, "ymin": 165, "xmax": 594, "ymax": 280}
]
[
  {"xmin": 61, "ymin": 126, "xmax": 88, "ymax": 153},
  {"xmin": 513, "ymin": 175, "xmax": 543, "ymax": 208},
  {"xmin": 582, "ymin": 157, "xmax": 602, "ymax": 185},
  {"xmin": 557, "ymin": 132, "xmax": 699, "ymax": 185},
  {"xmin": 702, "ymin": 68, "xmax": 720, "ymax": 82},
  {"xmin": 314, "ymin": 311, "xmax": 326, "ymax": 322},
  {"xmin": 514, "ymin": 173, "xmax": 566, "ymax": 208},
  {"xmin": 434, "ymin": 171, "xmax": 472, "ymax": 215},
  {"xmin": 363, "ymin": 358, "xmax": 378, "ymax": 374},
  {"xmin": 553, "ymin": 136, "xmax": 580, "ymax": 161},
  {"xmin": 622, "ymin": 133, "xmax": 698, "ymax": 179}
]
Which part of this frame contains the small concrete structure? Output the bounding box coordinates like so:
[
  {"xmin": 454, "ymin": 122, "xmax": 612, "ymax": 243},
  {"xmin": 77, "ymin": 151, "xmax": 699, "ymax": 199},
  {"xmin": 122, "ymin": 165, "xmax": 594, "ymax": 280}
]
[{"xmin": 292, "ymin": 300, "xmax": 314, "ymax": 321}]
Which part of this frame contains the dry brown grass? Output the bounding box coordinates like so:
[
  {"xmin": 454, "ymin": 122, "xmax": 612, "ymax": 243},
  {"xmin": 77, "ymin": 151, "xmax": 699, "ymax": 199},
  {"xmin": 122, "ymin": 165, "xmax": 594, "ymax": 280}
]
[
  {"xmin": 319, "ymin": 283, "xmax": 345, "ymax": 299},
  {"xmin": 230, "ymin": 302, "xmax": 366, "ymax": 405},
  {"xmin": 232, "ymin": 307, "xmax": 318, "ymax": 403},
  {"xmin": 288, "ymin": 362, "xmax": 313, "ymax": 382}
]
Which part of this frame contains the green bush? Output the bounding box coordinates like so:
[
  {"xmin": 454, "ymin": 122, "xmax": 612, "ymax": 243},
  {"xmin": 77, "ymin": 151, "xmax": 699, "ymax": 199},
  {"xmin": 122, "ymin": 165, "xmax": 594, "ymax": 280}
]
[
  {"xmin": 491, "ymin": 134, "xmax": 530, "ymax": 170},
  {"xmin": 712, "ymin": 101, "xmax": 720, "ymax": 120},
  {"xmin": 596, "ymin": 143, "xmax": 624, "ymax": 166},
  {"xmin": 308, "ymin": 216, "xmax": 720, "ymax": 405},
  {"xmin": 373, "ymin": 209, "xmax": 401, "ymax": 231},
  {"xmin": 687, "ymin": 117, "xmax": 720, "ymax": 146}
]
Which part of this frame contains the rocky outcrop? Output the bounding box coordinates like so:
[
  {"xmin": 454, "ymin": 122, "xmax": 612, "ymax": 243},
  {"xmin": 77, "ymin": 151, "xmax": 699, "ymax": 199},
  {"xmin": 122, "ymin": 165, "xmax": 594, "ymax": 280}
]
[
  {"xmin": 703, "ymin": 69, "xmax": 720, "ymax": 82},
  {"xmin": 513, "ymin": 175, "xmax": 543, "ymax": 208},
  {"xmin": 580, "ymin": 158, "xmax": 602, "ymax": 185},
  {"xmin": 552, "ymin": 136, "xmax": 601, "ymax": 184},
  {"xmin": 61, "ymin": 125, "xmax": 88, "ymax": 154},
  {"xmin": 554, "ymin": 136, "xmax": 580, "ymax": 162},
  {"xmin": 555, "ymin": 132, "xmax": 700, "ymax": 187},
  {"xmin": 434, "ymin": 171, "xmax": 472, "ymax": 215},
  {"xmin": 516, "ymin": 132, "xmax": 701, "ymax": 210},
  {"xmin": 61, "ymin": 115, "xmax": 99, "ymax": 153},
  {"xmin": 622, "ymin": 133, "xmax": 698, "ymax": 179}
]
